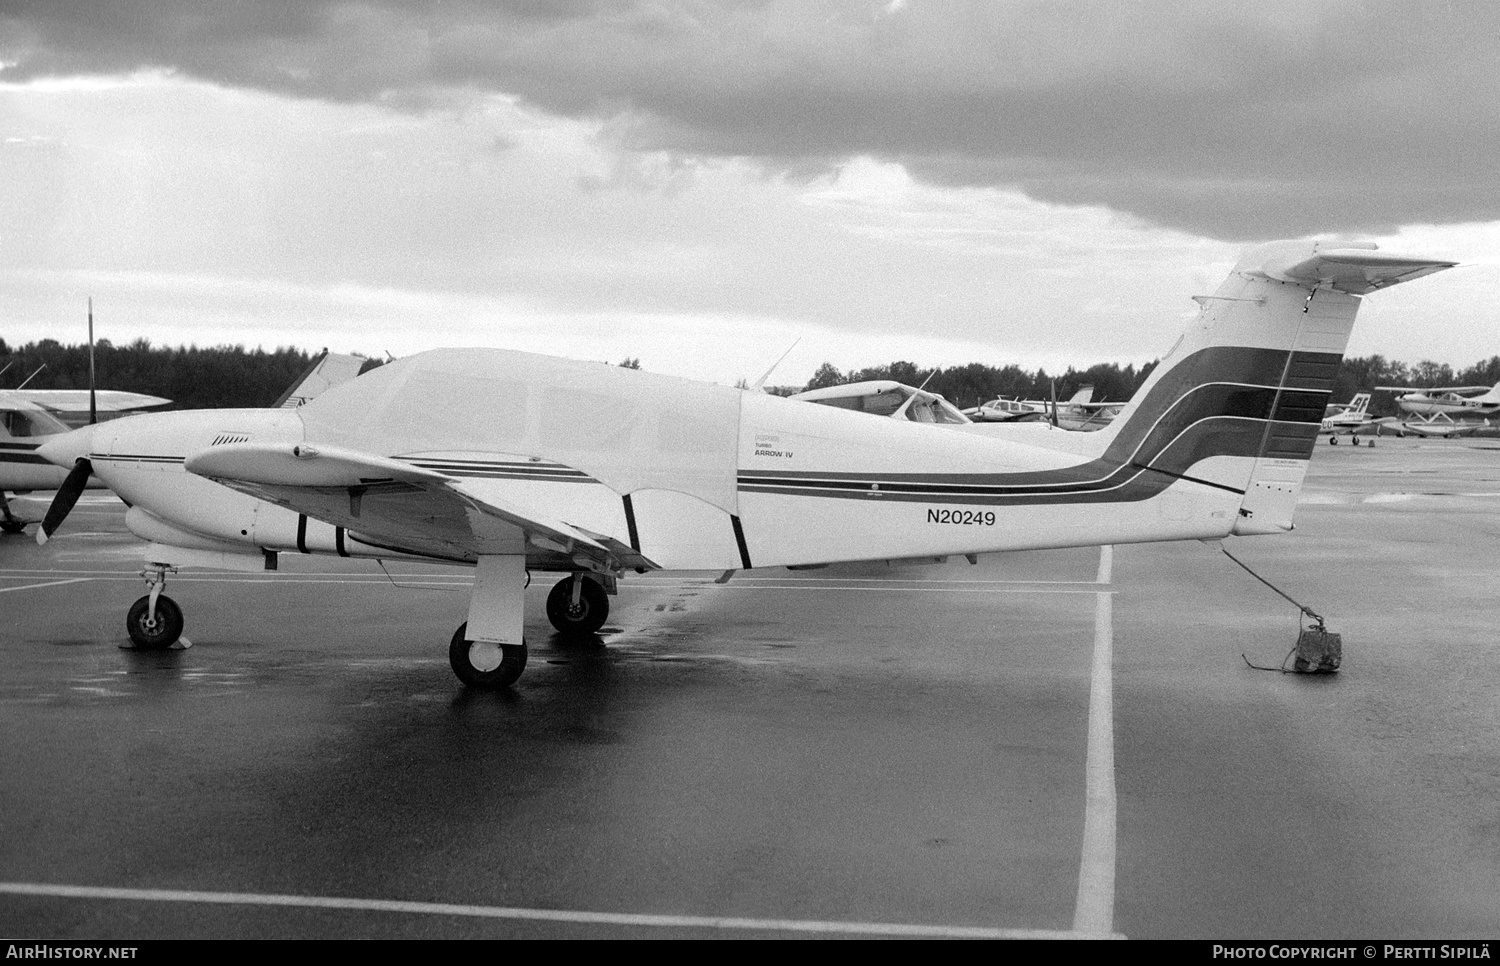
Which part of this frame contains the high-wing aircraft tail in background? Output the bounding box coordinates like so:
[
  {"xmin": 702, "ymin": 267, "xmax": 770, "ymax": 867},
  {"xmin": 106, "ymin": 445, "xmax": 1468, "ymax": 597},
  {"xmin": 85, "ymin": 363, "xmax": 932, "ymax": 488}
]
[
  {"xmin": 34, "ymin": 240, "xmax": 1457, "ymax": 688},
  {"xmin": 272, "ymin": 350, "xmax": 369, "ymax": 409}
]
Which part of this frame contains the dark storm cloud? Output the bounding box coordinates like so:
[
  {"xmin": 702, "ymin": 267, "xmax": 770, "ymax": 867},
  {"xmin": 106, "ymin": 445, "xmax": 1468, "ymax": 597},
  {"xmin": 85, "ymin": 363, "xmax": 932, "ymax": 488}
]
[{"xmin": 5, "ymin": 0, "xmax": 1498, "ymax": 239}]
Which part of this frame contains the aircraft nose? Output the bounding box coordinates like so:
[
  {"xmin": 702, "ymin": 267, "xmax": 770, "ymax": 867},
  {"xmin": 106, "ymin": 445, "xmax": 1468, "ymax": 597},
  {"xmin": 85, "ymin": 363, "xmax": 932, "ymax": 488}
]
[{"xmin": 37, "ymin": 424, "xmax": 97, "ymax": 469}]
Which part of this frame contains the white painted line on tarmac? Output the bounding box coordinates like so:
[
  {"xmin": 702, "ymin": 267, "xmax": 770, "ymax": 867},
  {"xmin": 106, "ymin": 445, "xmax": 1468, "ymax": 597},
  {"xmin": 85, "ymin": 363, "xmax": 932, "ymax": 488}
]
[
  {"xmin": 0, "ymin": 882, "xmax": 1105, "ymax": 939},
  {"xmin": 0, "ymin": 578, "xmax": 92, "ymax": 594},
  {"xmin": 1072, "ymin": 544, "xmax": 1121, "ymax": 938}
]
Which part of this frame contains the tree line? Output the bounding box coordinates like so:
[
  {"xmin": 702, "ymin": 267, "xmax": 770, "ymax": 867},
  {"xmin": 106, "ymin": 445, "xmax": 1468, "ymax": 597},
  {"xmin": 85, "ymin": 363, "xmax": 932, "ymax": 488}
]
[
  {"xmin": 786, "ymin": 354, "xmax": 1500, "ymax": 418},
  {"xmin": 4, "ymin": 336, "xmax": 1498, "ymax": 419},
  {"xmin": 0, "ymin": 338, "xmax": 375, "ymax": 410}
]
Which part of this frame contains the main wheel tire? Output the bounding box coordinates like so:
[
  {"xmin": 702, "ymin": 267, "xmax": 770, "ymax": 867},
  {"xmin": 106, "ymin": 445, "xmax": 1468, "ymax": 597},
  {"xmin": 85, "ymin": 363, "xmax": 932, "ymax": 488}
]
[
  {"xmin": 126, "ymin": 594, "xmax": 184, "ymax": 650},
  {"xmin": 545, "ymin": 576, "xmax": 609, "ymax": 636},
  {"xmin": 449, "ymin": 622, "xmax": 527, "ymax": 688}
]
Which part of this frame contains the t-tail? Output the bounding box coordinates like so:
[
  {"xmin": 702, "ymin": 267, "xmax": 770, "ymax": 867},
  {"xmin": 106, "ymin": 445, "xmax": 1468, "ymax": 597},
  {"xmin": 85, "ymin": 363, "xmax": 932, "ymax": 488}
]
[{"xmin": 1081, "ymin": 240, "xmax": 1455, "ymax": 535}]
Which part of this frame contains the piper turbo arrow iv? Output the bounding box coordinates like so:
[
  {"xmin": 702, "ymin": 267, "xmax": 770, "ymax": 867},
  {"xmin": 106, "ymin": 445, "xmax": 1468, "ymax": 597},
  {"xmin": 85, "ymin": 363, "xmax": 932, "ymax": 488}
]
[{"xmin": 35, "ymin": 240, "xmax": 1456, "ymax": 689}]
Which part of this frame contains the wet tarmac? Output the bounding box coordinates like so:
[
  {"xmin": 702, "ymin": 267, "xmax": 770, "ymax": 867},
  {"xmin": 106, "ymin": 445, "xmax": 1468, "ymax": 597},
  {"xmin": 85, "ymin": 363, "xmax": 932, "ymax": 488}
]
[{"xmin": 2, "ymin": 436, "xmax": 1498, "ymax": 939}]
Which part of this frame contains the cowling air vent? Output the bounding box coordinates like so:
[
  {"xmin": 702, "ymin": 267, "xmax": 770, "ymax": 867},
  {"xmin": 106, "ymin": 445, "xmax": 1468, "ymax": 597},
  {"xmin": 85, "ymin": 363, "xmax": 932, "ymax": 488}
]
[{"xmin": 210, "ymin": 433, "xmax": 251, "ymax": 446}]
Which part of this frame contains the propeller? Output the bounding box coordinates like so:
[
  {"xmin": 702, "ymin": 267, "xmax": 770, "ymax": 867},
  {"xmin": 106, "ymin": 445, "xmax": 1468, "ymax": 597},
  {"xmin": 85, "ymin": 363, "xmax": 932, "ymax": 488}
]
[
  {"xmin": 36, "ymin": 456, "xmax": 92, "ymax": 545},
  {"xmin": 87, "ymin": 297, "xmax": 97, "ymax": 426},
  {"xmin": 35, "ymin": 297, "xmax": 101, "ymax": 546}
]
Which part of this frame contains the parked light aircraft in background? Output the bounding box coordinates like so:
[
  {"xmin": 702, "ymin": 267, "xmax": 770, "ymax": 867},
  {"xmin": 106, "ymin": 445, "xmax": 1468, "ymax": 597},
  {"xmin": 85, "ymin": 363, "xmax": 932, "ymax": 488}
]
[
  {"xmin": 1, "ymin": 351, "xmax": 367, "ymax": 536},
  {"xmin": 0, "ymin": 394, "xmax": 94, "ymax": 534},
  {"xmin": 791, "ymin": 380, "xmax": 972, "ymax": 424},
  {"xmin": 1320, "ymin": 392, "xmax": 1374, "ymax": 444},
  {"xmin": 1376, "ymin": 382, "xmax": 1500, "ymax": 418},
  {"xmin": 33, "ymin": 240, "xmax": 1456, "ymax": 689},
  {"xmin": 966, "ymin": 385, "xmax": 1089, "ymax": 422},
  {"xmin": 965, "ymin": 385, "xmax": 1123, "ymax": 431},
  {"xmin": 1388, "ymin": 412, "xmax": 1488, "ymax": 439}
]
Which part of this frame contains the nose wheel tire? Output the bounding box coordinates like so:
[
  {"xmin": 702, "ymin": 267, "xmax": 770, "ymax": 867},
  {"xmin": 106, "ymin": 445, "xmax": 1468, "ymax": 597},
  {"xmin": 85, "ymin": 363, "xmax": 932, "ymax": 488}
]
[
  {"xmin": 546, "ymin": 576, "xmax": 609, "ymax": 636},
  {"xmin": 126, "ymin": 594, "xmax": 184, "ymax": 650},
  {"xmin": 449, "ymin": 622, "xmax": 527, "ymax": 688}
]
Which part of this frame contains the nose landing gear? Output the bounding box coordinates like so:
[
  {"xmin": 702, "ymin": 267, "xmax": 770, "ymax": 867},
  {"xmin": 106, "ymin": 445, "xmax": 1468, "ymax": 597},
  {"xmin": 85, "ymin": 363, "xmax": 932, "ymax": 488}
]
[{"xmin": 126, "ymin": 564, "xmax": 184, "ymax": 649}]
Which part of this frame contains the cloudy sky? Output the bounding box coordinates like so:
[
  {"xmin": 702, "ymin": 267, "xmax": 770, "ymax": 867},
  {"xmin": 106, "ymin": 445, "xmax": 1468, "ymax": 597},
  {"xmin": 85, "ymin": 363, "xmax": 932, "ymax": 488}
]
[{"xmin": 2, "ymin": 0, "xmax": 1497, "ymax": 387}]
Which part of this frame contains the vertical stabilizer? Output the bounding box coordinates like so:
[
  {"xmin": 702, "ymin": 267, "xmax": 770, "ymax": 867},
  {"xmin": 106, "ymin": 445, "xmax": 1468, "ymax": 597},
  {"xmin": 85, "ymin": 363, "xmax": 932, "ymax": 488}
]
[{"xmin": 1078, "ymin": 240, "xmax": 1455, "ymax": 536}]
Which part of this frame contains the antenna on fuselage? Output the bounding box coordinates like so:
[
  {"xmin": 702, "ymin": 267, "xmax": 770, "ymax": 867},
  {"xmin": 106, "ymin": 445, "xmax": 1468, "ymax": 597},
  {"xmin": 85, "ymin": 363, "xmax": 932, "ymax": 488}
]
[
  {"xmin": 749, "ymin": 339, "xmax": 801, "ymax": 392},
  {"xmin": 16, "ymin": 364, "xmax": 45, "ymax": 390}
]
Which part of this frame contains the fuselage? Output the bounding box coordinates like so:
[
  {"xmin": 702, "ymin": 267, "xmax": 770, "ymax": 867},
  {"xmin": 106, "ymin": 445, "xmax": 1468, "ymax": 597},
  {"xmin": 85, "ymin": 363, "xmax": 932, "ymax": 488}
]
[
  {"xmin": 63, "ymin": 346, "xmax": 1271, "ymax": 574},
  {"xmin": 1396, "ymin": 394, "xmax": 1500, "ymax": 417}
]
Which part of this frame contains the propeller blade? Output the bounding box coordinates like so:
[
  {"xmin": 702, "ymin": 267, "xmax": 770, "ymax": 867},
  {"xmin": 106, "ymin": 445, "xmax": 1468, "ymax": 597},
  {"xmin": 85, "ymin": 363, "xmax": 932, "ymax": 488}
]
[{"xmin": 36, "ymin": 458, "xmax": 92, "ymax": 546}]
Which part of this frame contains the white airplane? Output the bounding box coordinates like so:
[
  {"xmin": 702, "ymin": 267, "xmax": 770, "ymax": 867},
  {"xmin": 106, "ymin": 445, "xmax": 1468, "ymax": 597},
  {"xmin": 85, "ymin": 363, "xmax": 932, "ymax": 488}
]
[
  {"xmin": 1048, "ymin": 386, "xmax": 1124, "ymax": 432},
  {"xmin": 1388, "ymin": 412, "xmax": 1488, "ymax": 439},
  {"xmin": 966, "ymin": 385, "xmax": 1123, "ymax": 431},
  {"xmin": 967, "ymin": 385, "xmax": 1089, "ymax": 423},
  {"xmin": 32, "ymin": 240, "xmax": 1456, "ymax": 689},
  {"xmin": 0, "ymin": 394, "xmax": 95, "ymax": 534},
  {"xmin": 791, "ymin": 380, "xmax": 973, "ymax": 424},
  {"xmin": 1320, "ymin": 392, "xmax": 1374, "ymax": 444},
  {"xmin": 1, "ymin": 351, "xmax": 367, "ymax": 536},
  {"xmin": 1376, "ymin": 382, "xmax": 1500, "ymax": 418}
]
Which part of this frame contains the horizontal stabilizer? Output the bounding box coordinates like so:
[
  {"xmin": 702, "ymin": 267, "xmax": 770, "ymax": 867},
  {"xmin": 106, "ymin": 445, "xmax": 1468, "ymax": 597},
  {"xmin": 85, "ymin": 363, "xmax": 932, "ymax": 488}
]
[{"xmin": 1244, "ymin": 241, "xmax": 1458, "ymax": 294}]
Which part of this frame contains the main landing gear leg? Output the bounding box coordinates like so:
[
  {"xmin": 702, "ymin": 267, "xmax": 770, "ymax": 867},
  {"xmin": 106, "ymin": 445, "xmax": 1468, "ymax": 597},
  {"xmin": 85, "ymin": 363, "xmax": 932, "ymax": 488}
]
[
  {"xmin": 126, "ymin": 564, "xmax": 185, "ymax": 650},
  {"xmin": 449, "ymin": 554, "xmax": 528, "ymax": 689},
  {"xmin": 546, "ymin": 573, "xmax": 610, "ymax": 637}
]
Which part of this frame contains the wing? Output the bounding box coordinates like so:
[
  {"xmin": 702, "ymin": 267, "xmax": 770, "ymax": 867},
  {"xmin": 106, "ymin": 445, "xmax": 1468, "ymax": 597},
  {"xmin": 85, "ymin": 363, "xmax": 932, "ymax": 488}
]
[
  {"xmin": 183, "ymin": 442, "xmax": 655, "ymax": 573},
  {"xmin": 23, "ymin": 389, "xmax": 172, "ymax": 414}
]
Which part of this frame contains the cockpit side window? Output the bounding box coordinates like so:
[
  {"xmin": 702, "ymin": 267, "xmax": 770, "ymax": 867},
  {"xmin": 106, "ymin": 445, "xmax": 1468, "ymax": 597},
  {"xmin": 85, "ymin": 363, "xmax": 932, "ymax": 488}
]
[{"xmin": 0, "ymin": 407, "xmax": 70, "ymax": 439}]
